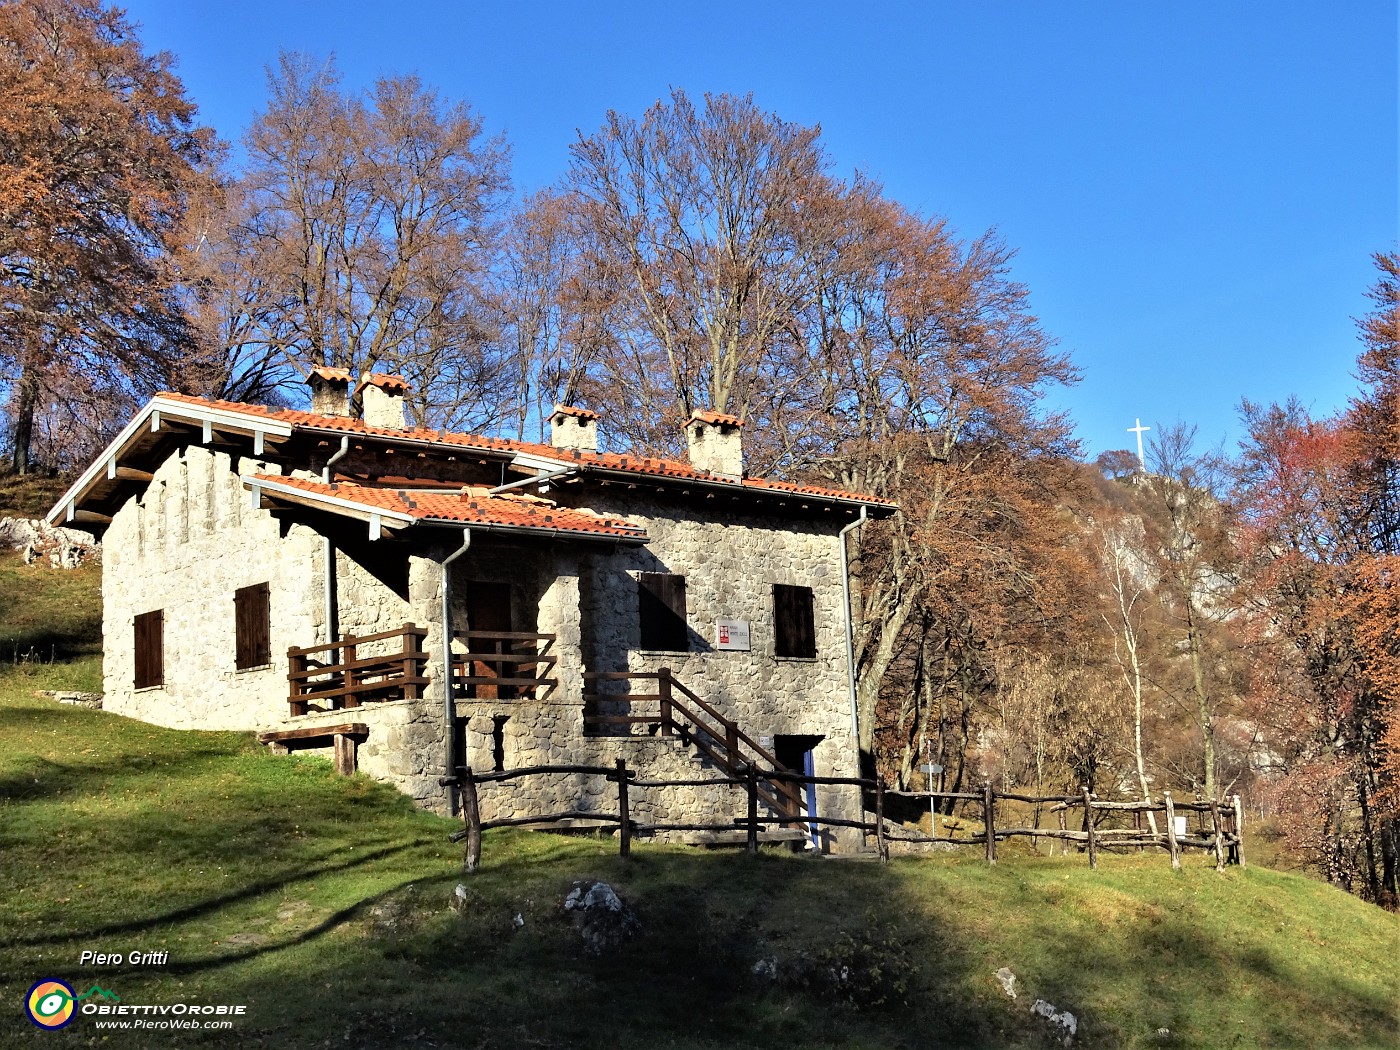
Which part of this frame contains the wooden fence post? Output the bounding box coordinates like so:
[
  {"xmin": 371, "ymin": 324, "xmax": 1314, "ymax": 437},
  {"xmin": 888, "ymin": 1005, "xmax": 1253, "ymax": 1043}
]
[
  {"xmin": 746, "ymin": 764, "xmax": 759, "ymax": 854},
  {"xmin": 1164, "ymin": 791, "xmax": 1181, "ymax": 871},
  {"xmin": 1056, "ymin": 807, "xmax": 1068, "ymax": 856},
  {"xmin": 1082, "ymin": 787, "xmax": 1097, "ymax": 870},
  {"xmin": 1238, "ymin": 801, "xmax": 1247, "ymax": 866},
  {"xmin": 461, "ymin": 766, "xmax": 482, "ymax": 874},
  {"xmin": 341, "ymin": 635, "xmax": 358, "ymax": 710},
  {"xmin": 288, "ymin": 648, "xmax": 306, "ymax": 716},
  {"xmin": 401, "ymin": 623, "xmax": 421, "ymax": 700},
  {"xmin": 658, "ymin": 667, "xmax": 673, "ymax": 736},
  {"xmin": 984, "ymin": 781, "xmax": 997, "ymax": 865},
  {"xmin": 615, "ymin": 758, "xmax": 631, "ymax": 859},
  {"xmin": 1210, "ymin": 797, "xmax": 1225, "ymax": 871},
  {"xmin": 876, "ymin": 777, "xmax": 889, "ymax": 863}
]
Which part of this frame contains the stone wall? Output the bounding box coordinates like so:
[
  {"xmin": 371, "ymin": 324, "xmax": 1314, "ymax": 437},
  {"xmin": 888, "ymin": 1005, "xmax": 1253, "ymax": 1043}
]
[
  {"xmin": 447, "ymin": 495, "xmax": 864, "ymax": 849},
  {"xmin": 102, "ymin": 445, "xmax": 322, "ymax": 729}
]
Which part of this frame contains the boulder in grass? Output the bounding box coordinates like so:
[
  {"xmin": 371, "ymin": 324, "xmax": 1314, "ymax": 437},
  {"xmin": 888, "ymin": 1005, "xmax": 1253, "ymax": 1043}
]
[{"xmin": 563, "ymin": 880, "xmax": 641, "ymax": 955}]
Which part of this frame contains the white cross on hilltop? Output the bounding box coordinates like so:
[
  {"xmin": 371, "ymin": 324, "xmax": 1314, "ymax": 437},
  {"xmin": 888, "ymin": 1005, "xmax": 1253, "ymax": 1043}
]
[{"xmin": 1128, "ymin": 418, "xmax": 1150, "ymax": 469}]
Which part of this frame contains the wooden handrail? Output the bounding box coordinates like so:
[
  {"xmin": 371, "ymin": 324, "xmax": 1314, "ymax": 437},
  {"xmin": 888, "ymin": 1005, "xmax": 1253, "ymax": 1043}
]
[
  {"xmin": 580, "ymin": 669, "xmax": 805, "ymax": 817},
  {"xmin": 287, "ymin": 622, "xmax": 428, "ymax": 715},
  {"xmin": 457, "ymin": 629, "xmax": 558, "ymax": 643},
  {"xmin": 451, "ymin": 631, "xmax": 558, "ymax": 701},
  {"xmin": 289, "ymin": 624, "xmax": 427, "ymax": 658}
]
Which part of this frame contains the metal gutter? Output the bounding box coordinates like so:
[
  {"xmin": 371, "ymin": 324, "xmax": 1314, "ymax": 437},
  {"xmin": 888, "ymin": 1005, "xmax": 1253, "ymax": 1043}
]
[{"xmin": 441, "ymin": 528, "xmax": 472, "ymax": 812}]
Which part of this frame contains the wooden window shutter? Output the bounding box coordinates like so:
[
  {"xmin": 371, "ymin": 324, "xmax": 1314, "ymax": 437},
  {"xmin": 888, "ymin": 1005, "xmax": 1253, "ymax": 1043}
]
[
  {"xmin": 234, "ymin": 582, "xmax": 271, "ymax": 669},
  {"xmin": 774, "ymin": 584, "xmax": 816, "ymax": 658},
  {"xmin": 638, "ymin": 572, "xmax": 688, "ymax": 651},
  {"xmin": 134, "ymin": 609, "xmax": 164, "ymax": 689}
]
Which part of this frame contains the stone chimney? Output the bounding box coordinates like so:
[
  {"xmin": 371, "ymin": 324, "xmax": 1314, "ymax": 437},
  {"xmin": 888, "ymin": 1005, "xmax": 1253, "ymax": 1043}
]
[
  {"xmin": 549, "ymin": 405, "xmax": 600, "ymax": 453},
  {"xmin": 682, "ymin": 409, "xmax": 743, "ymax": 480},
  {"xmin": 306, "ymin": 366, "xmax": 352, "ymax": 417},
  {"xmin": 357, "ymin": 373, "xmax": 408, "ymax": 430}
]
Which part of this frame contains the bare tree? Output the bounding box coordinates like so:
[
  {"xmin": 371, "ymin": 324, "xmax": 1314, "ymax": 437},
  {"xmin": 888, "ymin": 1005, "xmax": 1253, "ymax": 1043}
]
[
  {"xmin": 213, "ymin": 54, "xmax": 511, "ymax": 425},
  {"xmin": 565, "ymin": 89, "xmax": 826, "ymax": 449},
  {"xmin": 1098, "ymin": 516, "xmax": 1160, "ymax": 833}
]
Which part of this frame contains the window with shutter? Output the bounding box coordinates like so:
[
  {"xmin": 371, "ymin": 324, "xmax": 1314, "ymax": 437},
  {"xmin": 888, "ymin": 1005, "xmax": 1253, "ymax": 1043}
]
[
  {"xmin": 234, "ymin": 582, "xmax": 271, "ymax": 669},
  {"xmin": 134, "ymin": 609, "xmax": 164, "ymax": 688},
  {"xmin": 637, "ymin": 572, "xmax": 688, "ymax": 651},
  {"xmin": 773, "ymin": 584, "xmax": 817, "ymax": 658}
]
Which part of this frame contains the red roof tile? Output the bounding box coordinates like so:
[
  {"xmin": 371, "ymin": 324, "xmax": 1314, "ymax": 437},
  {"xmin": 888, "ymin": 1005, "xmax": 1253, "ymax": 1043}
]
[
  {"xmin": 156, "ymin": 392, "xmax": 894, "ymax": 509},
  {"xmin": 552, "ymin": 404, "xmax": 600, "ymax": 421},
  {"xmin": 355, "ymin": 372, "xmax": 408, "ymax": 394},
  {"xmin": 248, "ymin": 475, "xmax": 649, "ymax": 541},
  {"xmin": 686, "ymin": 409, "xmax": 744, "ymax": 428},
  {"xmin": 308, "ymin": 366, "xmax": 353, "ymax": 383}
]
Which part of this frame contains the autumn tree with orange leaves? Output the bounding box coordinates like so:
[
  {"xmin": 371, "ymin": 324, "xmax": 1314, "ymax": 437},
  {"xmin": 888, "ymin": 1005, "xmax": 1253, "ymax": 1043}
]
[
  {"xmin": 0, "ymin": 0, "xmax": 217, "ymax": 473},
  {"xmin": 1232, "ymin": 251, "xmax": 1400, "ymax": 905}
]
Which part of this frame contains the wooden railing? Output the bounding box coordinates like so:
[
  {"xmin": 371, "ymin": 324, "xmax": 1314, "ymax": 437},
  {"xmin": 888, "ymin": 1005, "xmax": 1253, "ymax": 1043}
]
[
  {"xmin": 581, "ymin": 667, "xmax": 805, "ymax": 819},
  {"xmin": 440, "ymin": 763, "xmax": 1247, "ymax": 876},
  {"xmin": 287, "ymin": 623, "xmax": 429, "ymax": 716},
  {"xmin": 451, "ymin": 630, "xmax": 558, "ymax": 700}
]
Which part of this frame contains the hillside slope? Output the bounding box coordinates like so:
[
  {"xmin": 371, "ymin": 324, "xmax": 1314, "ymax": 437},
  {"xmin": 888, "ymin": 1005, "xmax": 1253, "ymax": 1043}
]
[{"xmin": 1, "ymin": 553, "xmax": 1396, "ymax": 1049}]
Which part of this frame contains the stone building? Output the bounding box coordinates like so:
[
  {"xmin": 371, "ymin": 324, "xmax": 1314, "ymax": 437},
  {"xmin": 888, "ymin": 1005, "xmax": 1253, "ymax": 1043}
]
[{"xmin": 47, "ymin": 372, "xmax": 893, "ymax": 850}]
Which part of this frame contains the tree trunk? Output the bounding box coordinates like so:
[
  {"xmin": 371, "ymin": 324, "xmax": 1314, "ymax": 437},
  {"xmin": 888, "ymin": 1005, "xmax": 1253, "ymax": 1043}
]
[{"xmin": 9, "ymin": 364, "xmax": 40, "ymax": 475}]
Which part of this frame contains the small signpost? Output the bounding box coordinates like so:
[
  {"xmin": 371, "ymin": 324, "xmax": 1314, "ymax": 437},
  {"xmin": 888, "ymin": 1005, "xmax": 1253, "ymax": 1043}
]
[
  {"xmin": 921, "ymin": 762, "xmax": 943, "ymax": 832},
  {"xmin": 715, "ymin": 619, "xmax": 751, "ymax": 651}
]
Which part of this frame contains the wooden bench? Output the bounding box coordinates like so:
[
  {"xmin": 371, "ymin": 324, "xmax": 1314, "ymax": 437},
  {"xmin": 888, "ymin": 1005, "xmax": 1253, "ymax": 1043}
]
[{"xmin": 258, "ymin": 722, "xmax": 368, "ymax": 775}]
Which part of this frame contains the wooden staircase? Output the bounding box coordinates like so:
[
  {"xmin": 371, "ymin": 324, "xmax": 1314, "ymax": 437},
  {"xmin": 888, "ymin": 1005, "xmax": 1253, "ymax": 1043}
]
[{"xmin": 581, "ymin": 668, "xmax": 806, "ymax": 821}]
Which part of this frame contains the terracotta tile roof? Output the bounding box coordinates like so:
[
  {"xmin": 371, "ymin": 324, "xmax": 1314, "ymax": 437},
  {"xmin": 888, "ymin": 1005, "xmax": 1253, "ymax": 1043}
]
[
  {"xmin": 248, "ymin": 475, "xmax": 649, "ymax": 541},
  {"xmin": 155, "ymin": 392, "xmax": 894, "ymax": 509},
  {"xmin": 686, "ymin": 409, "xmax": 744, "ymax": 428},
  {"xmin": 308, "ymin": 366, "xmax": 353, "ymax": 384},
  {"xmin": 355, "ymin": 372, "xmax": 408, "ymax": 394},
  {"xmin": 552, "ymin": 404, "xmax": 600, "ymax": 421}
]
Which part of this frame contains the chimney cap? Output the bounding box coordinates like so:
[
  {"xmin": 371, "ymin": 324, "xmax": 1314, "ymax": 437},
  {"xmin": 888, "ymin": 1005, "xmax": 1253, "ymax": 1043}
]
[
  {"xmin": 552, "ymin": 404, "xmax": 601, "ymax": 422},
  {"xmin": 355, "ymin": 372, "xmax": 408, "ymax": 395},
  {"xmin": 308, "ymin": 366, "xmax": 353, "ymax": 385},
  {"xmin": 683, "ymin": 408, "xmax": 743, "ymax": 430}
]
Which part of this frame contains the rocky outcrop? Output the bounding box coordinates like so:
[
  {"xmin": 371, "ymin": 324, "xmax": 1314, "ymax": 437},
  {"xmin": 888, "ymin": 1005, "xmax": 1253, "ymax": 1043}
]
[{"xmin": 0, "ymin": 517, "xmax": 99, "ymax": 569}]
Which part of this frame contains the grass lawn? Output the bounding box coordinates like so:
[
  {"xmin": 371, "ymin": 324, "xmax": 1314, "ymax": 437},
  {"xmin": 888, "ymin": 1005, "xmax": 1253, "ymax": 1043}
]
[
  {"xmin": 1, "ymin": 552, "xmax": 1397, "ymax": 1048},
  {"xmin": 2, "ymin": 667, "xmax": 1398, "ymax": 1049}
]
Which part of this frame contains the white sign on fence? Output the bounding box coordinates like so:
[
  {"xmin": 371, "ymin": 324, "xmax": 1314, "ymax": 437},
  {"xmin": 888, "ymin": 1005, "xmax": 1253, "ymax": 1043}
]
[
  {"xmin": 715, "ymin": 618, "xmax": 751, "ymax": 651},
  {"xmin": 1174, "ymin": 815, "xmax": 1189, "ymax": 839}
]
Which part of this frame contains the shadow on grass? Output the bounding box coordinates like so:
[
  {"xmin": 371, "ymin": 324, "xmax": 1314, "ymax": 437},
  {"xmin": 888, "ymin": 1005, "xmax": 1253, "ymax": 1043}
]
[
  {"xmin": 9, "ymin": 836, "xmax": 433, "ymax": 949},
  {"xmin": 0, "ymin": 624, "xmax": 102, "ymax": 662}
]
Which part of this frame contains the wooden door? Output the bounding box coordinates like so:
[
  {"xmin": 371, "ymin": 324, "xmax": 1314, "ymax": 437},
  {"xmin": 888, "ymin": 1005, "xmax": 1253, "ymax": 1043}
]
[{"xmin": 467, "ymin": 582, "xmax": 513, "ymax": 700}]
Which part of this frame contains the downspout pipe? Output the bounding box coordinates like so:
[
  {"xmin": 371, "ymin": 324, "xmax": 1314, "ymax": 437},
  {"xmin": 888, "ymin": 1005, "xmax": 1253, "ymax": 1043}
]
[
  {"xmin": 840, "ymin": 504, "xmax": 868, "ymax": 852},
  {"xmin": 441, "ymin": 528, "xmax": 472, "ymax": 807},
  {"xmin": 322, "ymin": 436, "xmax": 351, "ymax": 645},
  {"xmin": 840, "ymin": 506, "xmax": 868, "ymax": 742}
]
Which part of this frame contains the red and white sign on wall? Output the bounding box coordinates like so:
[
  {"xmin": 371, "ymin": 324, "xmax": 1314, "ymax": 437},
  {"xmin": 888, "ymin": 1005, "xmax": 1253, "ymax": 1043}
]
[{"xmin": 715, "ymin": 619, "xmax": 751, "ymax": 651}]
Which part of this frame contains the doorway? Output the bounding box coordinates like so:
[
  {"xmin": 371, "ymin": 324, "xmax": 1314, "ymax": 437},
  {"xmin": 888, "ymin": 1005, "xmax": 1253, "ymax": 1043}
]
[
  {"xmin": 467, "ymin": 582, "xmax": 514, "ymax": 699},
  {"xmin": 773, "ymin": 734, "xmax": 823, "ymax": 847}
]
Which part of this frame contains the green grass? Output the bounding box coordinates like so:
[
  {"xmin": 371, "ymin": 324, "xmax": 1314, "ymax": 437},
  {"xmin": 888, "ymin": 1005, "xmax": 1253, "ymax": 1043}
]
[
  {"xmin": 0, "ymin": 471, "xmax": 71, "ymax": 520},
  {"xmin": 0, "ymin": 551, "xmax": 103, "ymax": 666},
  {"xmin": 1, "ymin": 554, "xmax": 1397, "ymax": 1048},
  {"xmin": 2, "ymin": 669, "xmax": 1397, "ymax": 1049}
]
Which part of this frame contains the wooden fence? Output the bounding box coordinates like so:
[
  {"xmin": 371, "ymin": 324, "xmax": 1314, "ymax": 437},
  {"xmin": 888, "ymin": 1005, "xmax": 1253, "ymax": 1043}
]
[
  {"xmin": 287, "ymin": 623, "xmax": 429, "ymax": 715},
  {"xmin": 440, "ymin": 763, "xmax": 1245, "ymax": 875}
]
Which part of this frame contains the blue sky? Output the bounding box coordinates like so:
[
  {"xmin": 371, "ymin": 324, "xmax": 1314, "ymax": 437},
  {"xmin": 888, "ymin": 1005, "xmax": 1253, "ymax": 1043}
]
[{"xmin": 126, "ymin": 1, "xmax": 1398, "ymax": 459}]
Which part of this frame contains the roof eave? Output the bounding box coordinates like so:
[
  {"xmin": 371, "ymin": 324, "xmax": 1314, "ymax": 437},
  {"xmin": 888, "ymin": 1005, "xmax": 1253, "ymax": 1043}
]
[{"xmin": 46, "ymin": 396, "xmax": 295, "ymax": 529}]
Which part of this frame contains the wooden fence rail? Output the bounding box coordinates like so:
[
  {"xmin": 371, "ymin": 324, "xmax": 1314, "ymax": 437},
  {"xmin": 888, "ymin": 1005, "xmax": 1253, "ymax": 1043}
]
[
  {"xmin": 441, "ymin": 764, "xmax": 1245, "ymax": 875},
  {"xmin": 287, "ymin": 623, "xmax": 429, "ymax": 715}
]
